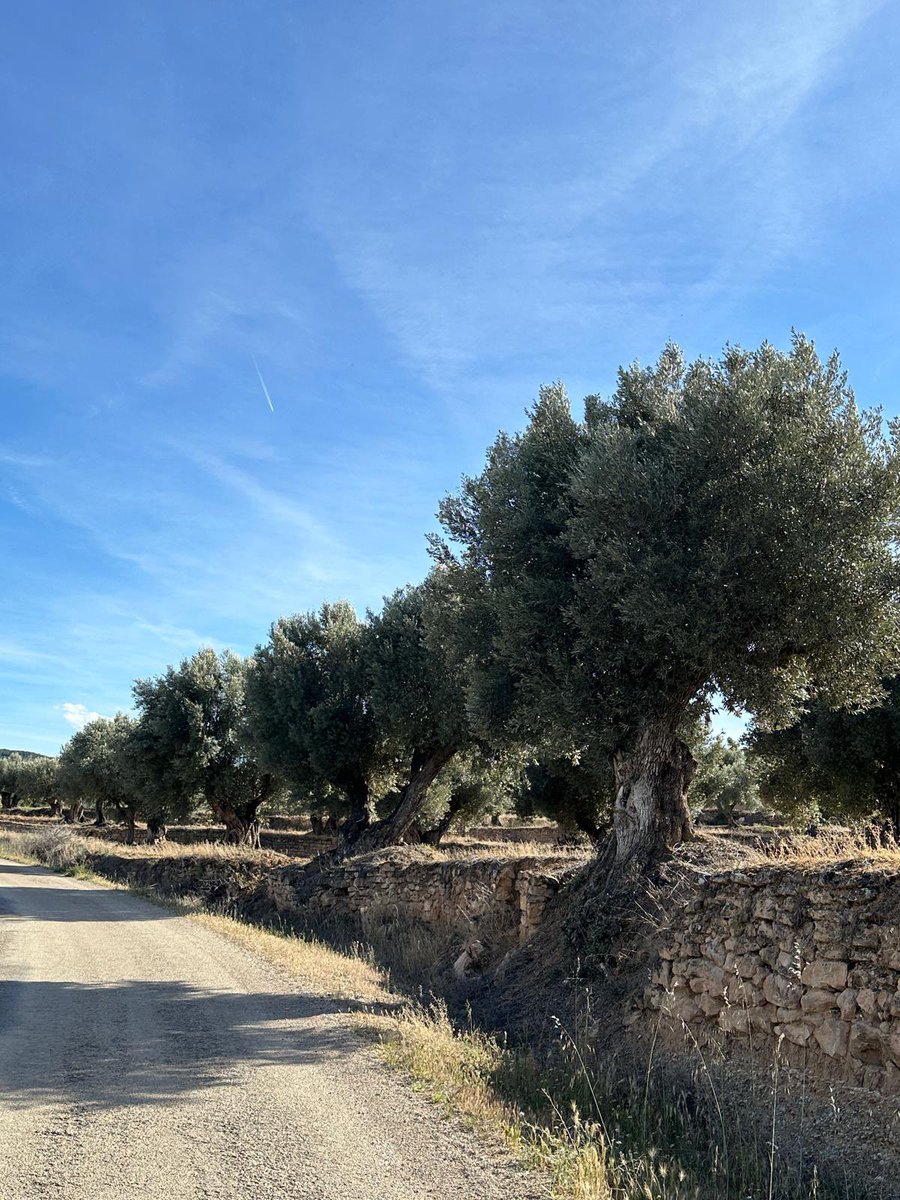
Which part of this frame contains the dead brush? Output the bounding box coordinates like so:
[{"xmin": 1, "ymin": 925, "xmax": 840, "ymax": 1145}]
[{"xmin": 0, "ymin": 826, "xmax": 90, "ymax": 871}]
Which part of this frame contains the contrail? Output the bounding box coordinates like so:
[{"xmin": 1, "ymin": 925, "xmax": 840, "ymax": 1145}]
[{"xmin": 251, "ymin": 353, "xmax": 275, "ymax": 413}]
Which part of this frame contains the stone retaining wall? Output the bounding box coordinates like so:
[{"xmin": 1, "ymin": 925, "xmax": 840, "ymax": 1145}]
[
  {"xmin": 637, "ymin": 861, "xmax": 900, "ymax": 1092},
  {"xmin": 304, "ymin": 851, "xmax": 562, "ymax": 942},
  {"xmin": 80, "ymin": 846, "xmax": 563, "ymax": 945}
]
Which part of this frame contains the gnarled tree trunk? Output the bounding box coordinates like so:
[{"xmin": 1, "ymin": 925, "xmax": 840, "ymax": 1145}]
[
  {"xmin": 146, "ymin": 817, "xmax": 167, "ymax": 844},
  {"xmin": 341, "ymin": 777, "xmax": 377, "ymax": 842},
  {"xmin": 347, "ymin": 746, "xmax": 456, "ymax": 854},
  {"xmin": 611, "ymin": 719, "xmax": 696, "ymax": 866},
  {"xmin": 417, "ymin": 784, "xmax": 469, "ymax": 847},
  {"xmin": 210, "ymin": 774, "xmax": 278, "ymax": 850},
  {"xmin": 211, "ymin": 801, "xmax": 262, "ymax": 848},
  {"xmin": 94, "ymin": 799, "xmax": 106, "ymax": 826},
  {"xmin": 65, "ymin": 801, "xmax": 85, "ymax": 825}
]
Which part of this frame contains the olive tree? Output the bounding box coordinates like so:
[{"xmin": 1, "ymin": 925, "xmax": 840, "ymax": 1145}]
[
  {"xmin": 438, "ymin": 336, "xmax": 900, "ymax": 868},
  {"xmin": 58, "ymin": 715, "xmax": 140, "ymax": 836},
  {"xmin": 411, "ymin": 748, "xmax": 523, "ymax": 846},
  {"xmin": 690, "ymin": 736, "xmax": 760, "ymax": 826},
  {"xmin": 134, "ymin": 648, "xmax": 281, "ymax": 846},
  {"xmin": 247, "ymin": 582, "xmax": 475, "ymax": 850},
  {"xmin": 358, "ymin": 575, "xmax": 472, "ymax": 848},
  {"xmin": 0, "ymin": 754, "xmax": 57, "ymax": 812},
  {"xmin": 0, "ymin": 753, "xmax": 26, "ymax": 809},
  {"xmin": 246, "ymin": 603, "xmax": 381, "ymax": 837},
  {"xmin": 515, "ymin": 753, "xmax": 611, "ymax": 844},
  {"xmin": 749, "ymin": 675, "xmax": 900, "ymax": 833},
  {"xmin": 18, "ymin": 755, "xmax": 60, "ymax": 813}
]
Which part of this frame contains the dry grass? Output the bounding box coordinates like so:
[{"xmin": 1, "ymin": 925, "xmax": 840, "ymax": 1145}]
[
  {"xmin": 362, "ymin": 1003, "xmax": 615, "ymax": 1199},
  {"xmin": 742, "ymin": 823, "xmax": 900, "ymax": 869},
  {"xmin": 429, "ymin": 837, "xmax": 589, "ymax": 864},
  {"xmin": 0, "ymin": 823, "xmax": 290, "ymax": 866},
  {"xmin": 187, "ymin": 910, "xmax": 397, "ymax": 1004}
]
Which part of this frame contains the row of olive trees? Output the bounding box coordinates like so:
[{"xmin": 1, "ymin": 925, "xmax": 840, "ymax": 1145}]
[
  {"xmin": 50, "ymin": 590, "xmax": 531, "ymax": 847},
  {"xmin": 51, "ymin": 336, "xmax": 900, "ymax": 866},
  {"xmin": 0, "ymin": 754, "xmax": 60, "ymax": 812}
]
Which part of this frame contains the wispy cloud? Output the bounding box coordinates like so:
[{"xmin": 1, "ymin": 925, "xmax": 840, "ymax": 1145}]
[
  {"xmin": 0, "ymin": 448, "xmax": 54, "ymax": 469},
  {"xmin": 305, "ymin": 0, "xmax": 886, "ymax": 401},
  {"xmin": 58, "ymin": 701, "xmax": 108, "ymax": 730}
]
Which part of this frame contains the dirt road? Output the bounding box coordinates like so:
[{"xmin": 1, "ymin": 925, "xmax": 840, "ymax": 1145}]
[{"xmin": 0, "ymin": 860, "xmax": 545, "ymax": 1199}]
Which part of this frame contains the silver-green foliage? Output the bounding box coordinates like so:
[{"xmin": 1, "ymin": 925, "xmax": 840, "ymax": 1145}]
[
  {"xmin": 133, "ymin": 648, "xmax": 282, "ymax": 840},
  {"xmin": 689, "ymin": 736, "xmax": 761, "ymax": 824},
  {"xmin": 438, "ymin": 336, "xmax": 900, "ymax": 857}
]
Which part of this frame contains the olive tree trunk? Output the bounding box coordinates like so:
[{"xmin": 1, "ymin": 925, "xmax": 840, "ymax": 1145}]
[
  {"xmin": 611, "ymin": 719, "xmax": 696, "ymax": 865},
  {"xmin": 211, "ymin": 801, "xmax": 262, "ymax": 848},
  {"xmin": 345, "ymin": 747, "xmax": 456, "ymax": 853},
  {"xmin": 94, "ymin": 799, "xmax": 106, "ymax": 827},
  {"xmin": 417, "ymin": 786, "xmax": 468, "ymax": 847},
  {"xmin": 341, "ymin": 777, "xmax": 377, "ymax": 841},
  {"xmin": 146, "ymin": 817, "xmax": 167, "ymax": 844}
]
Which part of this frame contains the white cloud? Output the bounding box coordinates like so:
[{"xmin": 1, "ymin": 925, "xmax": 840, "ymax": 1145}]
[{"xmin": 58, "ymin": 702, "xmax": 107, "ymax": 730}]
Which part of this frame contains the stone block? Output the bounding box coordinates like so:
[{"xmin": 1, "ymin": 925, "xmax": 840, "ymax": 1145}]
[
  {"xmin": 836, "ymin": 987, "xmax": 857, "ymax": 1021},
  {"xmin": 849, "ymin": 1021, "xmax": 884, "ymax": 1065},
  {"xmin": 857, "ymin": 987, "xmax": 877, "ymax": 1016},
  {"xmin": 801, "ymin": 989, "xmax": 840, "ymax": 1014},
  {"xmin": 700, "ymin": 993, "xmax": 725, "ymax": 1017},
  {"xmin": 814, "ymin": 1018, "xmax": 850, "ymax": 1059},
  {"xmin": 778, "ymin": 1021, "xmax": 812, "ymax": 1047},
  {"xmin": 762, "ymin": 972, "xmax": 802, "ymax": 1008},
  {"xmin": 801, "ymin": 959, "xmax": 849, "ymax": 991}
]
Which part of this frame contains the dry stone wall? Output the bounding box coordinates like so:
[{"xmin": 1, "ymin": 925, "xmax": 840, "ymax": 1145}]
[
  {"xmin": 637, "ymin": 861, "xmax": 900, "ymax": 1092},
  {"xmin": 303, "ymin": 850, "xmax": 562, "ymax": 942},
  {"xmin": 78, "ymin": 845, "xmax": 562, "ymax": 945}
]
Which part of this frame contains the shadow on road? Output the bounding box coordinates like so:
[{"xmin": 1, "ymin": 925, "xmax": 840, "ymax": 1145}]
[
  {"xmin": 0, "ymin": 976, "xmax": 393, "ymax": 1111},
  {"xmin": 0, "ymin": 863, "xmax": 174, "ymax": 922}
]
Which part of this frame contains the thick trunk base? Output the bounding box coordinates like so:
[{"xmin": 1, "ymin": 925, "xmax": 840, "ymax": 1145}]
[
  {"xmin": 146, "ymin": 818, "xmax": 167, "ymax": 844},
  {"xmin": 611, "ymin": 723, "xmax": 695, "ymax": 868},
  {"xmin": 212, "ymin": 802, "xmax": 262, "ymax": 849},
  {"xmin": 342, "ymin": 747, "xmax": 455, "ymax": 855}
]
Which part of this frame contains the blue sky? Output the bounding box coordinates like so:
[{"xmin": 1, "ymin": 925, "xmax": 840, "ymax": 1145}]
[{"xmin": 2, "ymin": 0, "xmax": 899, "ymax": 753}]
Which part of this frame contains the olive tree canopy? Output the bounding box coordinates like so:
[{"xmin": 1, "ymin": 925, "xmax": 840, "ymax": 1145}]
[
  {"xmin": 134, "ymin": 648, "xmax": 281, "ymax": 846},
  {"xmin": 58, "ymin": 715, "xmax": 136, "ymax": 828},
  {"xmin": 438, "ymin": 336, "xmax": 900, "ymax": 866},
  {"xmin": 750, "ymin": 675, "xmax": 900, "ymax": 833},
  {"xmin": 246, "ymin": 580, "xmax": 475, "ymax": 850},
  {"xmin": 246, "ymin": 603, "xmax": 381, "ymax": 836},
  {"xmin": 359, "ymin": 574, "xmax": 472, "ymax": 848}
]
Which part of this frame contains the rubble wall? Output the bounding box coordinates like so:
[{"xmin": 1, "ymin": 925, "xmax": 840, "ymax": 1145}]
[{"xmin": 637, "ymin": 862, "xmax": 900, "ymax": 1091}]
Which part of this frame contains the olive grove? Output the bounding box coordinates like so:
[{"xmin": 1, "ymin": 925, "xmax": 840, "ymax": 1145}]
[{"xmin": 46, "ymin": 336, "xmax": 900, "ymax": 869}]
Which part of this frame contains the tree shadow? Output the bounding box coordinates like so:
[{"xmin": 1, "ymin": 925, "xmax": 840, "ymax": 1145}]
[
  {"xmin": 0, "ymin": 977, "xmax": 393, "ymax": 1111},
  {"xmin": 0, "ymin": 863, "xmax": 174, "ymax": 921}
]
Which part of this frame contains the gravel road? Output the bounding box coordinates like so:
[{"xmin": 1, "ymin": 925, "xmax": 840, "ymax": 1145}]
[{"xmin": 0, "ymin": 860, "xmax": 546, "ymax": 1199}]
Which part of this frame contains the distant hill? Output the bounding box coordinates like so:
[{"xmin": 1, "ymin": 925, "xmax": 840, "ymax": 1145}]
[{"xmin": 0, "ymin": 749, "xmax": 47, "ymax": 761}]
